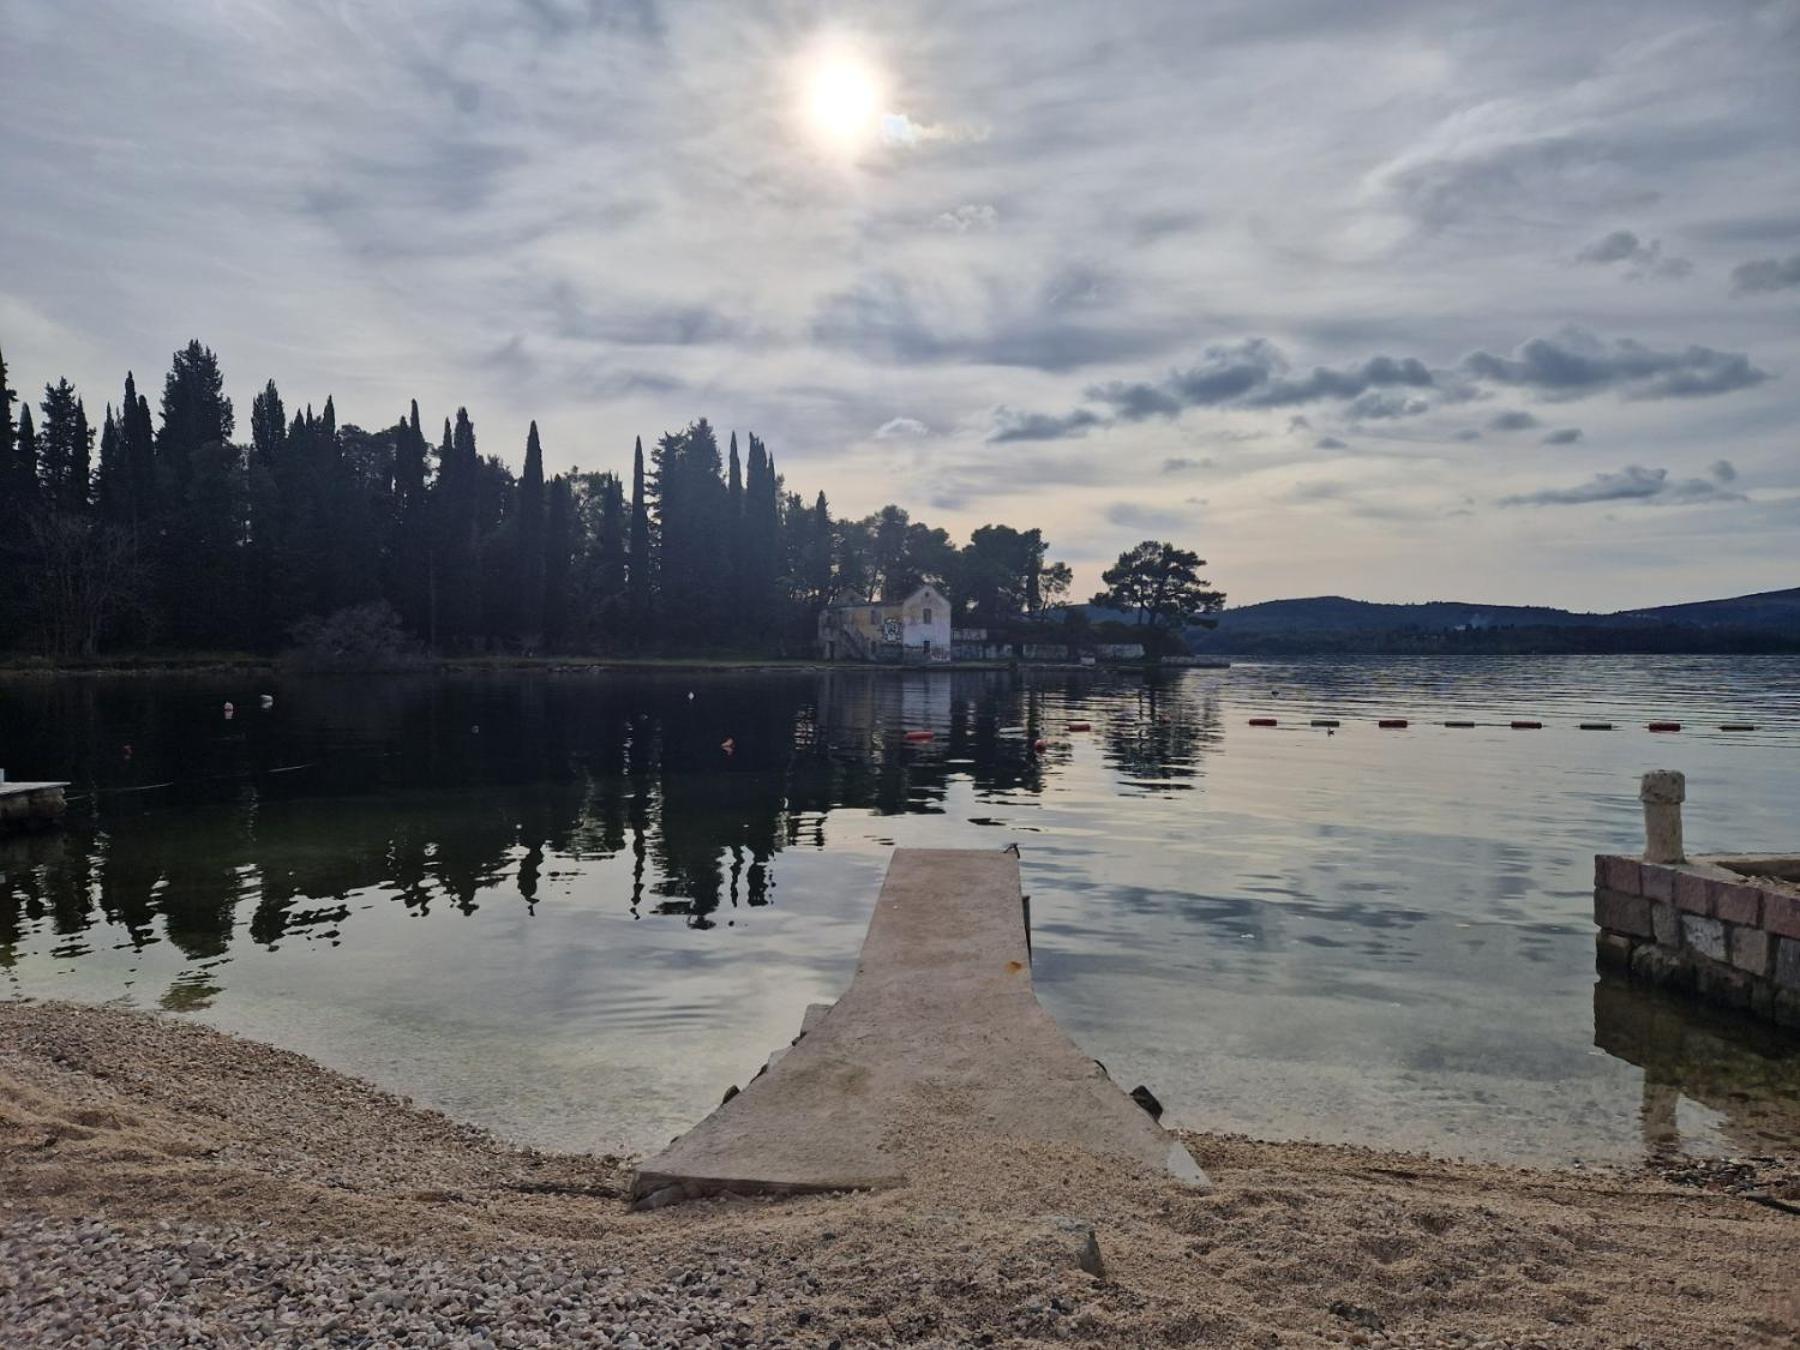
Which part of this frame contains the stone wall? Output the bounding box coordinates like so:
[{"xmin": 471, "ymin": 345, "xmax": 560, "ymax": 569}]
[{"xmin": 1593, "ymin": 852, "xmax": 1800, "ymax": 1031}]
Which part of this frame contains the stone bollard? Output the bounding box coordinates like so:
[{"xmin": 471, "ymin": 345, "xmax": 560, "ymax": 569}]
[{"xmin": 1639, "ymin": 770, "xmax": 1685, "ymax": 864}]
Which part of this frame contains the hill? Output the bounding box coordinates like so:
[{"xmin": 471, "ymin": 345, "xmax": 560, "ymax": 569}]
[{"xmin": 1180, "ymin": 587, "xmax": 1800, "ymax": 655}]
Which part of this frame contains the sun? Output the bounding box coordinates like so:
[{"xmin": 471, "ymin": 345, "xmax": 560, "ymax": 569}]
[{"xmin": 803, "ymin": 52, "xmax": 882, "ymax": 151}]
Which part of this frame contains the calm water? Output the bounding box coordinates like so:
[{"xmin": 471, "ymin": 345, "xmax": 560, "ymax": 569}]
[{"xmin": 3, "ymin": 657, "xmax": 1798, "ymax": 1165}]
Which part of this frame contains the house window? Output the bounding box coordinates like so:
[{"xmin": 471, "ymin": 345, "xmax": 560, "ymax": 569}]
[{"xmin": 923, "ymin": 608, "xmax": 932, "ymax": 624}]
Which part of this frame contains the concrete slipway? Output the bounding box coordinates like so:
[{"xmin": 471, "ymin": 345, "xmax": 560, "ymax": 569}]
[{"xmin": 631, "ymin": 848, "xmax": 1212, "ymax": 1208}]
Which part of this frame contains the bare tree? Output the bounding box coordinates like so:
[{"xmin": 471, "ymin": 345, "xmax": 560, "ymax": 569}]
[{"xmin": 27, "ymin": 513, "xmax": 143, "ymax": 658}]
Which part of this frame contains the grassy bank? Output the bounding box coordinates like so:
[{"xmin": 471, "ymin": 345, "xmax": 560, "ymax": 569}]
[{"xmin": 2, "ymin": 1001, "xmax": 1794, "ymax": 1347}]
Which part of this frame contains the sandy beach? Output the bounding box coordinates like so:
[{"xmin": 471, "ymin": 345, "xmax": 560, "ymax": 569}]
[{"xmin": 2, "ymin": 1000, "xmax": 1795, "ymax": 1347}]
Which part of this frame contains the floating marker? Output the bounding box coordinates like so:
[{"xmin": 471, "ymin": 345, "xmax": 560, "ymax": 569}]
[
  {"xmin": 1068, "ymin": 722, "xmax": 1092, "ymax": 732},
  {"xmin": 1510, "ymin": 720, "xmax": 1543, "ymax": 730},
  {"xmin": 903, "ymin": 729, "xmax": 935, "ymax": 742},
  {"xmin": 721, "ymin": 737, "xmax": 736, "ymax": 755},
  {"xmin": 1443, "ymin": 720, "xmax": 1476, "ymax": 728},
  {"xmin": 1579, "ymin": 722, "xmax": 1614, "ymax": 730},
  {"xmin": 1378, "ymin": 719, "xmax": 1409, "ymax": 729},
  {"xmin": 1032, "ymin": 738, "xmax": 1049, "ymax": 753},
  {"xmin": 1720, "ymin": 723, "xmax": 1755, "ymax": 732},
  {"xmin": 1648, "ymin": 721, "xmax": 1681, "ymax": 732},
  {"xmin": 223, "ymin": 701, "xmax": 235, "ymax": 720},
  {"xmin": 1248, "ymin": 717, "xmax": 1278, "ymax": 727},
  {"xmin": 1311, "ymin": 719, "xmax": 1340, "ymax": 728}
]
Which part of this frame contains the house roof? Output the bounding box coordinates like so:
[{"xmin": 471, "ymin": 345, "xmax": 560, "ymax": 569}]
[{"xmin": 828, "ymin": 584, "xmax": 946, "ymax": 610}]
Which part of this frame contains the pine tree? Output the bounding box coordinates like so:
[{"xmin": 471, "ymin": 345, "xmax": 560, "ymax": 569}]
[
  {"xmin": 14, "ymin": 406, "xmax": 37, "ymax": 505},
  {"xmin": 38, "ymin": 380, "xmax": 93, "ymax": 514},
  {"xmin": 517, "ymin": 420, "xmax": 546, "ymax": 645}
]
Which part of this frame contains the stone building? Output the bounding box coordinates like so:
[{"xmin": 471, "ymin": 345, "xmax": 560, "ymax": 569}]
[{"xmin": 817, "ymin": 585, "xmax": 952, "ymax": 663}]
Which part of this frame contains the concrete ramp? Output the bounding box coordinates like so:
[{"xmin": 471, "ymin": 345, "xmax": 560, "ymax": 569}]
[{"xmin": 631, "ymin": 848, "xmax": 1211, "ymax": 1207}]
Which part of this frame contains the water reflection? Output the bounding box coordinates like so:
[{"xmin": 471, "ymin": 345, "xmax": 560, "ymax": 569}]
[
  {"xmin": 1593, "ymin": 973, "xmax": 1800, "ymax": 1157},
  {"xmin": 0, "ymin": 671, "xmax": 1139, "ymax": 971}
]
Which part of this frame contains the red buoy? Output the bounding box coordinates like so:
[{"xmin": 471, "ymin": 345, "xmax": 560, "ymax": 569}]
[
  {"xmin": 1068, "ymin": 721, "xmax": 1092, "ymax": 732},
  {"xmin": 1248, "ymin": 717, "xmax": 1278, "ymax": 727},
  {"xmin": 1033, "ymin": 738, "xmax": 1049, "ymax": 753},
  {"xmin": 1648, "ymin": 721, "xmax": 1681, "ymax": 732},
  {"xmin": 1378, "ymin": 719, "xmax": 1408, "ymax": 729},
  {"xmin": 903, "ymin": 729, "xmax": 935, "ymax": 742}
]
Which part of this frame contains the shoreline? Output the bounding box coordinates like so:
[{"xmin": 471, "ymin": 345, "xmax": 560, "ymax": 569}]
[
  {"xmin": 0, "ymin": 655, "xmax": 1230, "ymax": 679},
  {"xmin": 3, "ymin": 1000, "xmax": 1794, "ymax": 1347}
]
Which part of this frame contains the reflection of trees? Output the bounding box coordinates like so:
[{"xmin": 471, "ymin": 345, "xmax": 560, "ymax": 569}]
[
  {"xmin": 1101, "ymin": 674, "xmax": 1224, "ymax": 787},
  {"xmin": 0, "ymin": 667, "xmax": 1222, "ymax": 970},
  {"xmin": 1593, "ymin": 972, "xmax": 1800, "ymax": 1157}
]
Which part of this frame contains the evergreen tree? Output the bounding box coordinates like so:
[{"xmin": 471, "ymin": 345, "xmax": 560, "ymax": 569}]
[
  {"xmin": 0, "ymin": 348, "xmax": 15, "ymax": 504},
  {"xmin": 38, "ymin": 378, "xmax": 90, "ymax": 513},
  {"xmin": 13, "ymin": 406, "xmax": 37, "ymax": 506},
  {"xmin": 517, "ymin": 421, "xmax": 546, "ymax": 644},
  {"xmin": 542, "ymin": 473, "xmax": 574, "ymax": 650},
  {"xmin": 120, "ymin": 373, "xmax": 155, "ymax": 531},
  {"xmin": 96, "ymin": 405, "xmax": 126, "ymax": 524},
  {"xmin": 627, "ymin": 435, "xmax": 651, "ymax": 635},
  {"xmin": 154, "ymin": 340, "xmax": 241, "ymax": 647},
  {"xmin": 388, "ymin": 400, "xmax": 431, "ymax": 636}
]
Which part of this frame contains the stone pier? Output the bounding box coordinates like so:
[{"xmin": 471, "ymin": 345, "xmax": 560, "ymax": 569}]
[
  {"xmin": 0, "ymin": 783, "xmax": 69, "ymax": 834},
  {"xmin": 630, "ymin": 848, "xmax": 1212, "ymax": 1208}
]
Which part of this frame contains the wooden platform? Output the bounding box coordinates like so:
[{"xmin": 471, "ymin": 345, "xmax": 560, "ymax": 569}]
[{"xmin": 630, "ymin": 848, "xmax": 1212, "ymax": 1208}]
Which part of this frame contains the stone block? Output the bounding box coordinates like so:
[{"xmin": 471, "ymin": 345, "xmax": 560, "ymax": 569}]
[
  {"xmin": 1630, "ymin": 942, "xmax": 1692, "ymax": 991},
  {"xmin": 1679, "ymin": 913, "xmax": 1726, "ymax": 962},
  {"xmin": 1775, "ymin": 937, "xmax": 1800, "ymax": 991},
  {"xmin": 1764, "ymin": 891, "xmax": 1800, "ymax": 941},
  {"xmin": 1596, "ymin": 855, "xmax": 1642, "ymax": 894},
  {"xmin": 1594, "ymin": 889, "xmax": 1654, "ymax": 939},
  {"xmin": 1651, "ymin": 901, "xmax": 1681, "ymax": 948},
  {"xmin": 1673, "ymin": 870, "xmax": 1713, "ymax": 916},
  {"xmin": 1639, "ymin": 865, "xmax": 1677, "ymax": 904},
  {"xmin": 1726, "ymin": 924, "xmax": 1772, "ymax": 977},
  {"xmin": 1695, "ymin": 961, "xmax": 1755, "ymax": 1011},
  {"xmin": 1708, "ymin": 881, "xmax": 1761, "ymax": 927},
  {"xmin": 1595, "ymin": 931, "xmax": 1635, "ymax": 969},
  {"xmin": 1775, "ymin": 988, "xmax": 1800, "ymax": 1033}
]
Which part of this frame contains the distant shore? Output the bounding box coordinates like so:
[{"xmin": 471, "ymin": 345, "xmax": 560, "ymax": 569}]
[
  {"xmin": 2, "ymin": 1000, "xmax": 1794, "ymax": 1346},
  {"xmin": 0, "ymin": 654, "xmax": 1229, "ymax": 678}
]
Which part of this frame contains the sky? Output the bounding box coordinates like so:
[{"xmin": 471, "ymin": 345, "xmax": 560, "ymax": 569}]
[{"xmin": 2, "ymin": 0, "xmax": 1797, "ymax": 610}]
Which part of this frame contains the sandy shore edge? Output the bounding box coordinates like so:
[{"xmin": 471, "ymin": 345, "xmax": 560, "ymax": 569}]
[{"xmin": 3, "ymin": 1000, "xmax": 1795, "ymax": 1347}]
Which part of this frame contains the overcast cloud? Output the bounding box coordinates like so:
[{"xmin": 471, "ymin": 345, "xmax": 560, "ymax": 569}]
[{"xmin": 2, "ymin": 0, "xmax": 1796, "ymax": 607}]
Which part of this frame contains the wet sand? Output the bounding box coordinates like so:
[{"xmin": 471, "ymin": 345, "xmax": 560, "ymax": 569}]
[{"xmin": 3, "ymin": 1000, "xmax": 1795, "ymax": 1347}]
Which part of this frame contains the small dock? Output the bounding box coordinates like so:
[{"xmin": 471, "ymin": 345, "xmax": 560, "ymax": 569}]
[
  {"xmin": 631, "ymin": 847, "xmax": 1211, "ymax": 1208},
  {"xmin": 0, "ymin": 782, "xmax": 69, "ymax": 834}
]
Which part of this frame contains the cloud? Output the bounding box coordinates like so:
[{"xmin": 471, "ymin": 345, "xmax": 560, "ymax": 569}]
[
  {"xmin": 1453, "ymin": 428, "xmax": 1482, "ymax": 442},
  {"xmin": 985, "ymin": 406, "xmax": 1102, "ymax": 443},
  {"xmin": 1541, "ymin": 427, "xmax": 1583, "ymax": 445},
  {"xmin": 1487, "ymin": 410, "xmax": 1540, "ymax": 431},
  {"xmin": 1730, "ymin": 255, "xmax": 1800, "ymax": 294},
  {"xmin": 1161, "ymin": 456, "xmax": 1213, "ymax": 473},
  {"xmin": 1104, "ymin": 501, "xmax": 1193, "ymax": 532},
  {"xmin": 1710, "ymin": 459, "xmax": 1738, "ymax": 483},
  {"xmin": 931, "ymin": 203, "xmax": 998, "ymax": 234},
  {"xmin": 1315, "ymin": 436, "xmax": 1348, "ymax": 450},
  {"xmin": 1346, "ymin": 390, "xmax": 1430, "ymax": 420},
  {"xmin": 879, "ymin": 112, "xmax": 986, "ymax": 149},
  {"xmin": 1462, "ymin": 327, "xmax": 1768, "ymax": 400},
  {"xmin": 874, "ymin": 417, "xmax": 930, "ymax": 440},
  {"xmin": 1574, "ymin": 229, "xmax": 1692, "ymax": 280},
  {"xmin": 1500, "ymin": 464, "xmax": 1743, "ymax": 507}
]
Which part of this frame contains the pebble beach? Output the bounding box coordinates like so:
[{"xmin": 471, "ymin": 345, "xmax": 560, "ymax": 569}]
[{"xmin": 3, "ymin": 1000, "xmax": 1796, "ymax": 1347}]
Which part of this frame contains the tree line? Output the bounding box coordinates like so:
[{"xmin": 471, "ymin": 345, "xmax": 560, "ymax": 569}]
[{"xmin": 0, "ymin": 339, "xmax": 1222, "ymax": 659}]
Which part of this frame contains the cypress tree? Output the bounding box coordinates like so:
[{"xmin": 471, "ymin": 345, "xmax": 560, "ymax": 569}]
[
  {"xmin": 0, "ymin": 348, "xmax": 14, "ymax": 503},
  {"xmin": 388, "ymin": 400, "xmax": 430, "ymax": 636},
  {"xmin": 627, "ymin": 435, "xmax": 650, "ymax": 633},
  {"xmin": 154, "ymin": 340, "xmax": 241, "ymax": 647},
  {"xmin": 120, "ymin": 374, "xmax": 155, "ymax": 530},
  {"xmin": 518, "ymin": 420, "xmax": 546, "ymax": 644},
  {"xmin": 97, "ymin": 405, "xmax": 126, "ymax": 524},
  {"xmin": 14, "ymin": 406, "xmax": 37, "ymax": 504}
]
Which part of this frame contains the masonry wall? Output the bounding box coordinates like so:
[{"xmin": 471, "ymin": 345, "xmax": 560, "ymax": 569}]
[{"xmin": 1593, "ymin": 853, "xmax": 1800, "ymax": 1031}]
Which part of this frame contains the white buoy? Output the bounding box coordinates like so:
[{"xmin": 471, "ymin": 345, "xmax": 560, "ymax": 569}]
[
  {"xmin": 259, "ymin": 693, "xmax": 274, "ymax": 710},
  {"xmin": 223, "ymin": 702, "xmax": 235, "ymax": 720}
]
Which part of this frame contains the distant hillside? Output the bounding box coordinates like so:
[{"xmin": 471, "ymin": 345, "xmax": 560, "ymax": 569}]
[{"xmin": 1179, "ymin": 587, "xmax": 1800, "ymax": 655}]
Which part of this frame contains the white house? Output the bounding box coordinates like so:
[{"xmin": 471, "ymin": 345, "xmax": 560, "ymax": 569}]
[{"xmin": 817, "ymin": 585, "xmax": 952, "ymax": 663}]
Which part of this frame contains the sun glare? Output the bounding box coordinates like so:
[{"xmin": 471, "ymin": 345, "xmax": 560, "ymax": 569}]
[{"xmin": 803, "ymin": 53, "xmax": 881, "ymax": 151}]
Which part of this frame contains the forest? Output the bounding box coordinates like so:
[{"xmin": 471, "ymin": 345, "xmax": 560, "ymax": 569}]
[{"xmin": 0, "ymin": 339, "xmax": 1147, "ymax": 662}]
